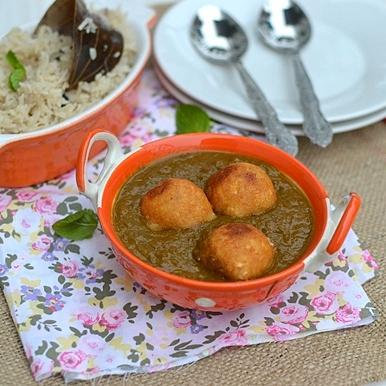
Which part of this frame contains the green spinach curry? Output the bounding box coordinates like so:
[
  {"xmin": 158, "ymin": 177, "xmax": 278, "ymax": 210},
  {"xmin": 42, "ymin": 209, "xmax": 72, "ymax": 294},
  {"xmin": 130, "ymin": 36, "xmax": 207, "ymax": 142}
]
[{"xmin": 113, "ymin": 151, "xmax": 314, "ymax": 281}]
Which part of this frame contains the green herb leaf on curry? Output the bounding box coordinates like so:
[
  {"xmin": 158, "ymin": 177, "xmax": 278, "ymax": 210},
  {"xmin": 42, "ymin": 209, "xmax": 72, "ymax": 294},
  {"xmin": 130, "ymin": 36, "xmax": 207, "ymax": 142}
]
[
  {"xmin": 6, "ymin": 50, "xmax": 26, "ymax": 91},
  {"xmin": 53, "ymin": 209, "xmax": 98, "ymax": 240},
  {"xmin": 175, "ymin": 104, "xmax": 212, "ymax": 135}
]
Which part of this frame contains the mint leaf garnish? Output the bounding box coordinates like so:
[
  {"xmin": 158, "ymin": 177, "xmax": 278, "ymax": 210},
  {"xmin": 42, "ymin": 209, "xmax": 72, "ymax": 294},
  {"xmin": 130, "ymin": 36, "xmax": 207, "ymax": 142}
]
[
  {"xmin": 53, "ymin": 209, "xmax": 98, "ymax": 241},
  {"xmin": 175, "ymin": 104, "xmax": 211, "ymax": 134}
]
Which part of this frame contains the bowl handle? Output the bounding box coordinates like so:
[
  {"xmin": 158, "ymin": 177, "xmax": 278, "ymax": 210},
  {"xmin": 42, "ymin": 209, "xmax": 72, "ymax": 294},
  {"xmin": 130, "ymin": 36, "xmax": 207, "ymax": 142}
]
[
  {"xmin": 76, "ymin": 129, "xmax": 123, "ymax": 208},
  {"xmin": 325, "ymin": 192, "xmax": 362, "ymax": 255},
  {"xmin": 304, "ymin": 193, "xmax": 361, "ymax": 272}
]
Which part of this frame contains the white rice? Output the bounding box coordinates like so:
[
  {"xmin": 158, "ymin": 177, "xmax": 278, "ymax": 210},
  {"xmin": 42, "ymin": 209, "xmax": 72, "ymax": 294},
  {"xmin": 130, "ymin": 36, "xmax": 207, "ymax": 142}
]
[{"xmin": 0, "ymin": 9, "xmax": 137, "ymax": 134}]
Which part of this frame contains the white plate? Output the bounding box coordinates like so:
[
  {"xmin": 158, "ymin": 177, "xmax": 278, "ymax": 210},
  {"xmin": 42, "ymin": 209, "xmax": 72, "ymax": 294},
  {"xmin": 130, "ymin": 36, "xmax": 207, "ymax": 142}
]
[
  {"xmin": 154, "ymin": 0, "xmax": 386, "ymax": 124},
  {"xmin": 154, "ymin": 62, "xmax": 386, "ymax": 135}
]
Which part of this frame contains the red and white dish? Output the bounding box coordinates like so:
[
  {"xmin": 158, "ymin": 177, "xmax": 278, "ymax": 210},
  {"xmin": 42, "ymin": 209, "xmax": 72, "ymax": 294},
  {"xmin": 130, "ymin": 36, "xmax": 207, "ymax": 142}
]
[
  {"xmin": 0, "ymin": 0, "xmax": 155, "ymax": 187},
  {"xmin": 75, "ymin": 130, "xmax": 361, "ymax": 310}
]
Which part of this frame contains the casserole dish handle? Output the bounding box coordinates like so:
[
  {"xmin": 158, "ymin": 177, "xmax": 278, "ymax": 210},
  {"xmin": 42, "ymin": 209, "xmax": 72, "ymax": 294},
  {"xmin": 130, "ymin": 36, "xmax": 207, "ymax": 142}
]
[
  {"xmin": 304, "ymin": 192, "xmax": 361, "ymax": 272},
  {"xmin": 326, "ymin": 193, "xmax": 362, "ymax": 255},
  {"xmin": 76, "ymin": 130, "xmax": 123, "ymax": 208}
]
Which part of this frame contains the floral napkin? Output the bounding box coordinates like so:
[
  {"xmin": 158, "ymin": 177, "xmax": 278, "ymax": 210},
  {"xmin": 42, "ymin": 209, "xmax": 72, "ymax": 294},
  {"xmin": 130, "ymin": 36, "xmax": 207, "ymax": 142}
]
[{"xmin": 0, "ymin": 70, "xmax": 379, "ymax": 382}]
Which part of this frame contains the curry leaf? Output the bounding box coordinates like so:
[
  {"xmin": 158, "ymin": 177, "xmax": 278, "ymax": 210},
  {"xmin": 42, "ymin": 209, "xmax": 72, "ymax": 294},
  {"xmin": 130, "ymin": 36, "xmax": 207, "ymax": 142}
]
[
  {"xmin": 175, "ymin": 104, "xmax": 211, "ymax": 134},
  {"xmin": 6, "ymin": 51, "xmax": 26, "ymax": 91},
  {"xmin": 52, "ymin": 209, "xmax": 98, "ymax": 240}
]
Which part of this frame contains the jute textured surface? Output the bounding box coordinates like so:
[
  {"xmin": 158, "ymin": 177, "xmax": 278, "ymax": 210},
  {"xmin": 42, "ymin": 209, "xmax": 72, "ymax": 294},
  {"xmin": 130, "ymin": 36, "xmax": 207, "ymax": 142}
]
[{"xmin": 0, "ymin": 123, "xmax": 385, "ymax": 385}]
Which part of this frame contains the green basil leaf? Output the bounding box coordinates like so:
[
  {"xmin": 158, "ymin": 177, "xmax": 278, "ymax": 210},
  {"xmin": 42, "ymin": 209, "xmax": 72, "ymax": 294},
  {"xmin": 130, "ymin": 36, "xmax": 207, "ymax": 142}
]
[
  {"xmin": 6, "ymin": 50, "xmax": 26, "ymax": 91},
  {"xmin": 175, "ymin": 104, "xmax": 211, "ymax": 134},
  {"xmin": 53, "ymin": 209, "xmax": 98, "ymax": 241}
]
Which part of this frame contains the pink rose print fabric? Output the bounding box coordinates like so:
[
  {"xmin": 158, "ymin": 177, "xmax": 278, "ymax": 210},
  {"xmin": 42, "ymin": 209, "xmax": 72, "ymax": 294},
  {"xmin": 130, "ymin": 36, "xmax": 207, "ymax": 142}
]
[
  {"xmin": 335, "ymin": 304, "xmax": 361, "ymax": 324},
  {"xmin": 0, "ymin": 193, "xmax": 11, "ymax": 212},
  {"xmin": 310, "ymin": 292, "xmax": 339, "ymax": 315},
  {"xmin": 0, "ymin": 70, "xmax": 379, "ymax": 383},
  {"xmin": 279, "ymin": 304, "xmax": 308, "ymax": 325},
  {"xmin": 266, "ymin": 322, "xmax": 300, "ymax": 341},
  {"xmin": 76, "ymin": 309, "xmax": 100, "ymax": 327}
]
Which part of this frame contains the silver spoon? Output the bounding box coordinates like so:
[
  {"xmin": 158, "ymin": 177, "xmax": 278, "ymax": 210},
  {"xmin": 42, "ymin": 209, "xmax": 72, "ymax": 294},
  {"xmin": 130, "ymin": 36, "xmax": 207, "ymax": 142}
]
[
  {"xmin": 191, "ymin": 4, "xmax": 298, "ymax": 155},
  {"xmin": 258, "ymin": 0, "xmax": 333, "ymax": 147}
]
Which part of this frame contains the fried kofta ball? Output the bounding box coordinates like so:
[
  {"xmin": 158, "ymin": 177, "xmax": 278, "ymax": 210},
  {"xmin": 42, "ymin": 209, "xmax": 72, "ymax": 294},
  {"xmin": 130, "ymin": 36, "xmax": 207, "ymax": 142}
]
[
  {"xmin": 140, "ymin": 178, "xmax": 216, "ymax": 230},
  {"xmin": 197, "ymin": 223, "xmax": 275, "ymax": 281},
  {"xmin": 206, "ymin": 162, "xmax": 277, "ymax": 217}
]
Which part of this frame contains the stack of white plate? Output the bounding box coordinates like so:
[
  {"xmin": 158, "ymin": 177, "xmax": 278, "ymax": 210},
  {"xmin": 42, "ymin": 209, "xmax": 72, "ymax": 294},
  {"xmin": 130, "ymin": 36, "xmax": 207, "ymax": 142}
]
[{"xmin": 153, "ymin": 0, "xmax": 386, "ymax": 135}]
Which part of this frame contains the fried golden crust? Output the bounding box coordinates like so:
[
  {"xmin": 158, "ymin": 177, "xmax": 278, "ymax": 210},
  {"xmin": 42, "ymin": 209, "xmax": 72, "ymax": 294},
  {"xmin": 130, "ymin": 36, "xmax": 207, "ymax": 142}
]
[
  {"xmin": 206, "ymin": 162, "xmax": 277, "ymax": 217},
  {"xmin": 198, "ymin": 223, "xmax": 275, "ymax": 281},
  {"xmin": 141, "ymin": 178, "xmax": 216, "ymax": 230}
]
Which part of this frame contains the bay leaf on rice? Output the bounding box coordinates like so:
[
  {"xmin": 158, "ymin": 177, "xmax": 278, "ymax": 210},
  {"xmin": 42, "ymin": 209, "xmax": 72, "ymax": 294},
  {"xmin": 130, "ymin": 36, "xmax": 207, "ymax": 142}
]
[{"xmin": 35, "ymin": 0, "xmax": 124, "ymax": 89}]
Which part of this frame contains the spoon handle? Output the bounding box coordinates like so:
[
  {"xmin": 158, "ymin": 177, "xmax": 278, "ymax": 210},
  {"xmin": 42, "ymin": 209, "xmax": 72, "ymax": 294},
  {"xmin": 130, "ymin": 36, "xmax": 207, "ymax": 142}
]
[
  {"xmin": 234, "ymin": 60, "xmax": 298, "ymax": 156},
  {"xmin": 292, "ymin": 53, "xmax": 333, "ymax": 147}
]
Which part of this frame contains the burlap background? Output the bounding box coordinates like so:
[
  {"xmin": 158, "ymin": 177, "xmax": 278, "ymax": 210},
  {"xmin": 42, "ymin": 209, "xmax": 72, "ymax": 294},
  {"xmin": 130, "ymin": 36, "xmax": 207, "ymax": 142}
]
[{"xmin": 0, "ymin": 4, "xmax": 385, "ymax": 382}]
